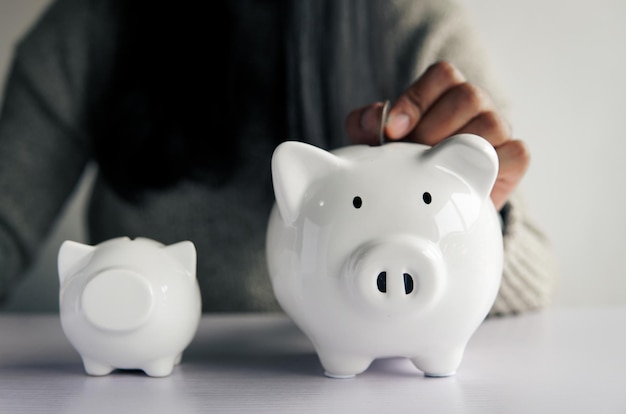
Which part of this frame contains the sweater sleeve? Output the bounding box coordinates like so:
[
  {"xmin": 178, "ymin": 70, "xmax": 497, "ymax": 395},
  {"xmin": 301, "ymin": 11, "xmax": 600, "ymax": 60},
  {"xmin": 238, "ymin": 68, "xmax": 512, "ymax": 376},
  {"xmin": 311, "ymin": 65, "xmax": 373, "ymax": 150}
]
[
  {"xmin": 394, "ymin": 0, "xmax": 559, "ymax": 315},
  {"xmin": 489, "ymin": 191, "xmax": 559, "ymax": 316},
  {"xmin": 0, "ymin": 0, "xmax": 97, "ymax": 302}
]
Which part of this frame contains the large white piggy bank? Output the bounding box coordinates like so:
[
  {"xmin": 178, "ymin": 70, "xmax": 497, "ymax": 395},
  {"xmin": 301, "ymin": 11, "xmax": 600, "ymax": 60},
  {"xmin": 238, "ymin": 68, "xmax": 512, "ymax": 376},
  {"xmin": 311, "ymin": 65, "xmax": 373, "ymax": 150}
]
[
  {"xmin": 58, "ymin": 237, "xmax": 201, "ymax": 377},
  {"xmin": 266, "ymin": 134, "xmax": 503, "ymax": 378}
]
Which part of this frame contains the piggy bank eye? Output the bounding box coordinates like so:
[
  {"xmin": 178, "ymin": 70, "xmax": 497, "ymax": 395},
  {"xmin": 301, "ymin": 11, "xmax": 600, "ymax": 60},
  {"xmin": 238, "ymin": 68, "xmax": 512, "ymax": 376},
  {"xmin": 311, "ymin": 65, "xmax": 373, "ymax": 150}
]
[
  {"xmin": 422, "ymin": 192, "xmax": 432, "ymax": 205},
  {"xmin": 353, "ymin": 196, "xmax": 363, "ymax": 209}
]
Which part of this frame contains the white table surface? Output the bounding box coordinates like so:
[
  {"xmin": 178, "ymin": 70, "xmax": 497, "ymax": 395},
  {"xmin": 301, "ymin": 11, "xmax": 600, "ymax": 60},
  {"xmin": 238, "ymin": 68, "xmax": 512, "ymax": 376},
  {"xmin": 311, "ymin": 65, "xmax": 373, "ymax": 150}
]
[{"xmin": 1, "ymin": 307, "xmax": 625, "ymax": 414}]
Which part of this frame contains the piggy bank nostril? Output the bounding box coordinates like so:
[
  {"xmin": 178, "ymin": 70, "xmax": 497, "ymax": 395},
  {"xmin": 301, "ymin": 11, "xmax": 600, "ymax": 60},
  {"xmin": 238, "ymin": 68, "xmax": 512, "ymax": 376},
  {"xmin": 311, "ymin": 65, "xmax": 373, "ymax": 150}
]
[
  {"xmin": 403, "ymin": 273, "xmax": 414, "ymax": 295},
  {"xmin": 376, "ymin": 272, "xmax": 387, "ymax": 293}
]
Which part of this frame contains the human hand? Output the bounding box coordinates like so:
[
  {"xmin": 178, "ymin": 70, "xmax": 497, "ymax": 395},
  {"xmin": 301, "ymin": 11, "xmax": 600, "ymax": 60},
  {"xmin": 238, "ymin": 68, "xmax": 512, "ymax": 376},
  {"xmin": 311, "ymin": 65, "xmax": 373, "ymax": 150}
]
[{"xmin": 344, "ymin": 61, "xmax": 529, "ymax": 211}]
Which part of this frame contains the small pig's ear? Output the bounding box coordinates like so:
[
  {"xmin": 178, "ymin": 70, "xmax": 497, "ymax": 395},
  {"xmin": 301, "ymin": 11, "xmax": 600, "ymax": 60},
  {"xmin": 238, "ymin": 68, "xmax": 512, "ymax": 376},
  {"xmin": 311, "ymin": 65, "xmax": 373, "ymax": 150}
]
[
  {"xmin": 271, "ymin": 140, "xmax": 344, "ymax": 224},
  {"xmin": 425, "ymin": 134, "xmax": 499, "ymax": 199},
  {"xmin": 58, "ymin": 240, "xmax": 96, "ymax": 284},
  {"xmin": 163, "ymin": 241, "xmax": 197, "ymax": 279}
]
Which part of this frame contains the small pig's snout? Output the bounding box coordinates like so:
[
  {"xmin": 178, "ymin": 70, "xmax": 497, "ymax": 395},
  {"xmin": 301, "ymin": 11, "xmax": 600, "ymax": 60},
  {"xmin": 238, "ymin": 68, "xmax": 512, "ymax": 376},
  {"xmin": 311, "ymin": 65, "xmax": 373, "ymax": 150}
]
[
  {"xmin": 344, "ymin": 236, "xmax": 445, "ymax": 314},
  {"xmin": 81, "ymin": 268, "xmax": 155, "ymax": 332}
]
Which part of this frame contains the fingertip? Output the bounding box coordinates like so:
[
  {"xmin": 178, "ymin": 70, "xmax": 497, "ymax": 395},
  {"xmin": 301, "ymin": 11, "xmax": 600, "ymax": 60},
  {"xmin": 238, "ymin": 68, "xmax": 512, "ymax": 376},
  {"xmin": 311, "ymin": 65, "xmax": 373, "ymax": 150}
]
[
  {"xmin": 499, "ymin": 139, "xmax": 530, "ymax": 166},
  {"xmin": 386, "ymin": 112, "xmax": 411, "ymax": 139},
  {"xmin": 496, "ymin": 139, "xmax": 531, "ymax": 184}
]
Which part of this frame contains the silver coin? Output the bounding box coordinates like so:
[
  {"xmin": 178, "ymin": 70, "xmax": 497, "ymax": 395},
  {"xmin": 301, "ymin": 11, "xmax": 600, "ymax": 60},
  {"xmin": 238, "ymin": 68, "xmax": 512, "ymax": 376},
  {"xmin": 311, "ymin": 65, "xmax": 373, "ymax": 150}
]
[{"xmin": 379, "ymin": 99, "xmax": 391, "ymax": 145}]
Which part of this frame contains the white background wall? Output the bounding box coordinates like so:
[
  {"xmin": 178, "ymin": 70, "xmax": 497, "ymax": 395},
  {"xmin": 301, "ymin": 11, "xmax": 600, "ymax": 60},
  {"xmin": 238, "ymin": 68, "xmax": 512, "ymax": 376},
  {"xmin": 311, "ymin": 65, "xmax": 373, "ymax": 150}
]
[{"xmin": 1, "ymin": 0, "xmax": 624, "ymax": 311}]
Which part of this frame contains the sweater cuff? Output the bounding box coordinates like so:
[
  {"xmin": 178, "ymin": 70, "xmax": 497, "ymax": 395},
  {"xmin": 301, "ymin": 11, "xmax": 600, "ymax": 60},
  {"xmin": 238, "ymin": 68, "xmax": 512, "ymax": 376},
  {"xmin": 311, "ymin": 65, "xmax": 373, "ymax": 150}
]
[{"xmin": 498, "ymin": 202, "xmax": 511, "ymax": 232}]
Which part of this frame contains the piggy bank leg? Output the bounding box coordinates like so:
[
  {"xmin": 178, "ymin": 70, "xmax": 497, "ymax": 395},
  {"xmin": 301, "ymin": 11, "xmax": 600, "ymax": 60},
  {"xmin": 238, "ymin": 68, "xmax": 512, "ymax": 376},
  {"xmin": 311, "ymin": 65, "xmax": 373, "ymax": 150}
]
[
  {"xmin": 317, "ymin": 348, "xmax": 373, "ymax": 379},
  {"xmin": 411, "ymin": 347, "xmax": 465, "ymax": 377},
  {"xmin": 82, "ymin": 358, "xmax": 114, "ymax": 376},
  {"xmin": 142, "ymin": 355, "xmax": 179, "ymax": 377}
]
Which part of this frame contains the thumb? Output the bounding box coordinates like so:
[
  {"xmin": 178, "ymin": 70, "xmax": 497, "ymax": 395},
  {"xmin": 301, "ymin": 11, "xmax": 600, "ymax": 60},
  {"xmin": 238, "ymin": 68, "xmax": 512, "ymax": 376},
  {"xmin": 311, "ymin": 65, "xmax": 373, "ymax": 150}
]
[{"xmin": 345, "ymin": 102, "xmax": 385, "ymax": 145}]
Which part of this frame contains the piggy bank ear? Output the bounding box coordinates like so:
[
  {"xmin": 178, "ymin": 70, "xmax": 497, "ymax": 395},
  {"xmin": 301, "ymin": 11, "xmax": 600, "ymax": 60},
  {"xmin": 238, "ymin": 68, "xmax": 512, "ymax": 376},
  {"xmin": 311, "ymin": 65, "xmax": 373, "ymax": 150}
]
[
  {"xmin": 162, "ymin": 240, "xmax": 197, "ymax": 279},
  {"xmin": 271, "ymin": 141, "xmax": 344, "ymax": 224},
  {"xmin": 426, "ymin": 134, "xmax": 499, "ymax": 199},
  {"xmin": 58, "ymin": 240, "xmax": 96, "ymax": 284}
]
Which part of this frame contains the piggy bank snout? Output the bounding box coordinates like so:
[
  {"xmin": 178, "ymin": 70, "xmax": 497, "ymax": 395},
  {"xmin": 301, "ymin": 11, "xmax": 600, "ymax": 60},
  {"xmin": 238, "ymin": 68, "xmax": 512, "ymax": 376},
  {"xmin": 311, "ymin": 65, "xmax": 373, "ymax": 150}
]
[
  {"xmin": 81, "ymin": 268, "xmax": 155, "ymax": 332},
  {"xmin": 344, "ymin": 236, "xmax": 445, "ymax": 313}
]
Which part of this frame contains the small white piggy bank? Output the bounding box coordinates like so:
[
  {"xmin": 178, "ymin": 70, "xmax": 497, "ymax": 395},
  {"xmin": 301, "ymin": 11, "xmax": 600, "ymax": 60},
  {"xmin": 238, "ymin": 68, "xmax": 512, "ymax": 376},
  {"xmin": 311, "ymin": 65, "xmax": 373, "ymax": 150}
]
[
  {"xmin": 58, "ymin": 237, "xmax": 201, "ymax": 377},
  {"xmin": 266, "ymin": 134, "xmax": 503, "ymax": 378}
]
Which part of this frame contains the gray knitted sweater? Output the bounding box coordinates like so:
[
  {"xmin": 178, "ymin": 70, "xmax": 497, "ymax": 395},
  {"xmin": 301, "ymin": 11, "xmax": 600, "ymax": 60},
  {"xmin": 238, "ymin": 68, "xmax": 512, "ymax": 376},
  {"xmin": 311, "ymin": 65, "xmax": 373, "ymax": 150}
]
[{"xmin": 0, "ymin": 0, "xmax": 557, "ymax": 314}]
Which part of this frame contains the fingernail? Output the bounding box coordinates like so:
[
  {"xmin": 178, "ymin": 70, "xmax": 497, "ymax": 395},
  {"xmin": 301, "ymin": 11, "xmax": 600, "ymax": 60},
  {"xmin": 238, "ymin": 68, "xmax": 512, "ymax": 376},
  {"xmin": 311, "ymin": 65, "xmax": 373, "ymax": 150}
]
[
  {"xmin": 387, "ymin": 112, "xmax": 410, "ymax": 137},
  {"xmin": 360, "ymin": 105, "xmax": 379, "ymax": 135}
]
